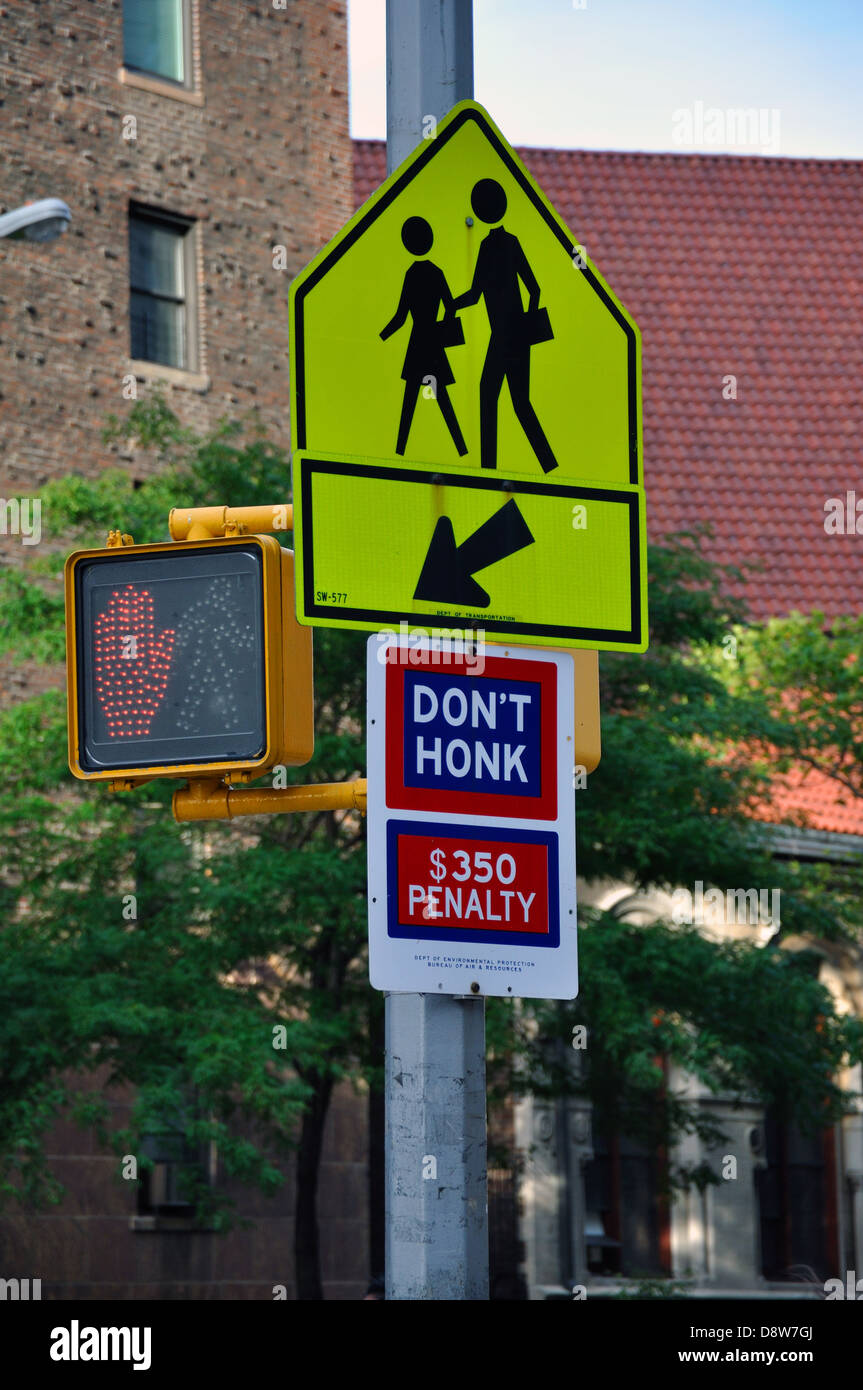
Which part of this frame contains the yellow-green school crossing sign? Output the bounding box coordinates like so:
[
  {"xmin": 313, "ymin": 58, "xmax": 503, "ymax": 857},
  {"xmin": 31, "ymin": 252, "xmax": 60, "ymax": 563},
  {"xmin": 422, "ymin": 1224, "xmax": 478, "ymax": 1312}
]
[{"xmin": 289, "ymin": 100, "xmax": 647, "ymax": 651}]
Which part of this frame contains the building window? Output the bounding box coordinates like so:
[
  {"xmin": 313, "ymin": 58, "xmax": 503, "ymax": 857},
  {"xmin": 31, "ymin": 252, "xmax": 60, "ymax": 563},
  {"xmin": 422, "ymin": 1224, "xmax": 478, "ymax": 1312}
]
[
  {"xmin": 123, "ymin": 0, "xmax": 189, "ymax": 85},
  {"xmin": 583, "ymin": 1126, "xmax": 669, "ymax": 1277},
  {"xmin": 138, "ymin": 1128, "xmax": 209, "ymax": 1220},
  {"xmin": 129, "ymin": 208, "xmax": 196, "ymax": 371},
  {"xmin": 756, "ymin": 1109, "xmax": 838, "ymax": 1282}
]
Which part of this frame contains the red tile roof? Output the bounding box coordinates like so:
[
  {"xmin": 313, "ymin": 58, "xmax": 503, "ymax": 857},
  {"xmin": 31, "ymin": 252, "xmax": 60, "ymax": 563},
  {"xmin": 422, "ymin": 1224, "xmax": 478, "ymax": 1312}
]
[
  {"xmin": 749, "ymin": 762, "xmax": 863, "ymax": 840},
  {"xmin": 354, "ymin": 141, "xmax": 863, "ymax": 841},
  {"xmin": 355, "ymin": 143, "xmax": 861, "ymax": 834},
  {"xmin": 354, "ymin": 141, "xmax": 863, "ymax": 624}
]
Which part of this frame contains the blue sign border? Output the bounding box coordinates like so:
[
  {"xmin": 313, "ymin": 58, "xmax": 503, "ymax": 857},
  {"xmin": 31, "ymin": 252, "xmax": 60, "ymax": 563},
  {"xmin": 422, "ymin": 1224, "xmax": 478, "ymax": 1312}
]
[{"xmin": 385, "ymin": 819, "xmax": 560, "ymax": 948}]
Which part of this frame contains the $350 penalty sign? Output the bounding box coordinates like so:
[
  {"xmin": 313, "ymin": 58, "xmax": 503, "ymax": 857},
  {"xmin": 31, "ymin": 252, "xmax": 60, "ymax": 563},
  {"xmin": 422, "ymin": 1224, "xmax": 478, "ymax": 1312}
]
[{"xmin": 366, "ymin": 634, "xmax": 578, "ymax": 999}]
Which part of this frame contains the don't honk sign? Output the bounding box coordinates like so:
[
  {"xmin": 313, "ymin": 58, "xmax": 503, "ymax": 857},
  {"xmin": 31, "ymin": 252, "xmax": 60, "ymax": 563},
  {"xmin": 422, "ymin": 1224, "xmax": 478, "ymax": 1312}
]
[
  {"xmin": 366, "ymin": 635, "xmax": 578, "ymax": 999},
  {"xmin": 290, "ymin": 100, "xmax": 647, "ymax": 654}
]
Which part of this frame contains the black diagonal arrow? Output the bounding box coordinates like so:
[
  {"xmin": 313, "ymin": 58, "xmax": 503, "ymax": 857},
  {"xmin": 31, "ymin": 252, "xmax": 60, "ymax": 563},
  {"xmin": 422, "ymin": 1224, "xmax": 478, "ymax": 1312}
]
[{"xmin": 413, "ymin": 498, "xmax": 535, "ymax": 608}]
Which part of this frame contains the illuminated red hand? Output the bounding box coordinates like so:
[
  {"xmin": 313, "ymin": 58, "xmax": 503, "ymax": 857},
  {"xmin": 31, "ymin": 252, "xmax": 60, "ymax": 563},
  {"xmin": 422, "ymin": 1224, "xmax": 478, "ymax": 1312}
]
[{"xmin": 93, "ymin": 585, "xmax": 176, "ymax": 738}]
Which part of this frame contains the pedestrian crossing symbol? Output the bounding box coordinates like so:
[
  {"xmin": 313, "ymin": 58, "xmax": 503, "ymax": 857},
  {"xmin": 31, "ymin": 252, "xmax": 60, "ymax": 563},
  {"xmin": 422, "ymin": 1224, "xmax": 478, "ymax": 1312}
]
[{"xmin": 289, "ymin": 100, "xmax": 647, "ymax": 652}]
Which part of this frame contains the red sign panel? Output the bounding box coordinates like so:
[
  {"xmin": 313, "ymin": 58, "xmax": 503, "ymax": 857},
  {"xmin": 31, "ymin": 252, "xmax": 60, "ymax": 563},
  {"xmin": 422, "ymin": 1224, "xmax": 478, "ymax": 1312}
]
[
  {"xmin": 396, "ymin": 830, "xmax": 550, "ymax": 935},
  {"xmin": 385, "ymin": 653, "xmax": 557, "ymax": 819}
]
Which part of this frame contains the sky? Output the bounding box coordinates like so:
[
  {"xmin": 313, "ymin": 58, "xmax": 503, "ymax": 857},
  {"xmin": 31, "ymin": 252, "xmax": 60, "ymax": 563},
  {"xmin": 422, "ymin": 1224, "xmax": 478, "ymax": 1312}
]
[{"xmin": 348, "ymin": 0, "xmax": 863, "ymax": 157}]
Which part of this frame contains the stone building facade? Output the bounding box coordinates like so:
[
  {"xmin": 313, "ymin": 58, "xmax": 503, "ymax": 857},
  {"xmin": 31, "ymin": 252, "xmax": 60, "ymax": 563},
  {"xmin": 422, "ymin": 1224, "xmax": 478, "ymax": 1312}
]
[{"xmin": 517, "ymin": 863, "xmax": 863, "ymax": 1299}]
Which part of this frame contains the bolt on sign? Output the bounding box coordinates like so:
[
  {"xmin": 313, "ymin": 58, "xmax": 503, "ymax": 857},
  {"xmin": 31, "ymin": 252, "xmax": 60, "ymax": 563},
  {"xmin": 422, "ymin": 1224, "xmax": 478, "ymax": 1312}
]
[
  {"xmin": 290, "ymin": 99, "xmax": 646, "ymax": 652},
  {"xmin": 65, "ymin": 537, "xmax": 313, "ymax": 782},
  {"xmin": 367, "ymin": 636, "xmax": 577, "ymax": 999}
]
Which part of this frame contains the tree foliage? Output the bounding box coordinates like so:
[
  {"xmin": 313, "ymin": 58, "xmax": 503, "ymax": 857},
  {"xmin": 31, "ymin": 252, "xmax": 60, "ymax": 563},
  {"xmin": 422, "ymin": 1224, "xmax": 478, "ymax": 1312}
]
[
  {"xmin": 489, "ymin": 530, "xmax": 863, "ymax": 1163},
  {"xmin": 0, "ymin": 399, "xmax": 372, "ymax": 1235},
  {"xmin": 1, "ymin": 398, "xmax": 861, "ymax": 1259}
]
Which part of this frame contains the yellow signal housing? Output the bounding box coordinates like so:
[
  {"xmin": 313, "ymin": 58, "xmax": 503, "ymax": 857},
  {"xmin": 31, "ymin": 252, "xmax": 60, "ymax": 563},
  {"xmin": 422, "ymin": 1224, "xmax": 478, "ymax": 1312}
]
[
  {"xmin": 571, "ymin": 648, "xmax": 601, "ymax": 775},
  {"xmin": 65, "ymin": 534, "xmax": 313, "ymax": 784}
]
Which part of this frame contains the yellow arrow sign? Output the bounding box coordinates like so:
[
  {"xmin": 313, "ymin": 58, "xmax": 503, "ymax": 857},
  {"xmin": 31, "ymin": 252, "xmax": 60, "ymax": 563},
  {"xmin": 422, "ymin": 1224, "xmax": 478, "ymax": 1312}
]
[
  {"xmin": 289, "ymin": 100, "xmax": 647, "ymax": 651},
  {"xmin": 295, "ymin": 458, "xmax": 644, "ymax": 649}
]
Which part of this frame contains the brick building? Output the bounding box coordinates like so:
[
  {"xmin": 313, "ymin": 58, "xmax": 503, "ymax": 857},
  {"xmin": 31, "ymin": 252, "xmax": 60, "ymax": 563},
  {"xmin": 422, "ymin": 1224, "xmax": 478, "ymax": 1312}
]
[
  {"xmin": 0, "ymin": 0, "xmax": 370, "ymax": 1301},
  {"xmin": 1, "ymin": 0, "xmax": 350, "ymax": 494}
]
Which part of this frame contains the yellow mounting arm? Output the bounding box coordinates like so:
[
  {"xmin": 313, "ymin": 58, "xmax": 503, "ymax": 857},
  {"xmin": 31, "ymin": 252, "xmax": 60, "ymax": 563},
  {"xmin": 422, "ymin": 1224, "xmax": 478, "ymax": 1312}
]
[
  {"xmin": 168, "ymin": 503, "xmax": 294, "ymax": 541},
  {"xmin": 173, "ymin": 777, "xmax": 367, "ymax": 822}
]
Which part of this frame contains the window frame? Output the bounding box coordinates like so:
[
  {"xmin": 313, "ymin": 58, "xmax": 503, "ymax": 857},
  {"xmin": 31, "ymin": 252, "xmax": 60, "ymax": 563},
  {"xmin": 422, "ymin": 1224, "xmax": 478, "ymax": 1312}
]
[
  {"xmin": 132, "ymin": 1101, "xmax": 218, "ymax": 1232},
  {"xmin": 137, "ymin": 1130, "xmax": 206, "ymax": 1219},
  {"xmin": 121, "ymin": 0, "xmax": 193, "ymax": 90},
  {"xmin": 128, "ymin": 204, "xmax": 200, "ymax": 376},
  {"xmin": 118, "ymin": 0, "xmax": 202, "ymax": 106}
]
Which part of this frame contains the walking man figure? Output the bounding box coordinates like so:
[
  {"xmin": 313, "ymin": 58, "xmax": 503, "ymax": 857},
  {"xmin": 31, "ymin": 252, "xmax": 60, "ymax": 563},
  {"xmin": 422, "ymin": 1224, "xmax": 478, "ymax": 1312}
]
[{"xmin": 455, "ymin": 178, "xmax": 557, "ymax": 473}]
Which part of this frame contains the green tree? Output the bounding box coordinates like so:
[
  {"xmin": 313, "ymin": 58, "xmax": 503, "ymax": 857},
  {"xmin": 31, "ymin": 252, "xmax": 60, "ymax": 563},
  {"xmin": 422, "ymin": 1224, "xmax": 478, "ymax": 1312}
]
[
  {"xmin": 0, "ymin": 399, "xmax": 373, "ymax": 1298},
  {"xmin": 727, "ymin": 609, "xmax": 863, "ymax": 803},
  {"xmin": 488, "ymin": 535, "xmax": 863, "ymax": 1180},
  {"xmin": 1, "ymin": 401, "xmax": 861, "ymax": 1300}
]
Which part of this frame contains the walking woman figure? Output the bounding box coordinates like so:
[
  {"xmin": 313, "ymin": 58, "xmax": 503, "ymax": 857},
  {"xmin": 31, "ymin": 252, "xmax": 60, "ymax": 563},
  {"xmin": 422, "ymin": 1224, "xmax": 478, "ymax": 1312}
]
[{"xmin": 380, "ymin": 215, "xmax": 467, "ymax": 457}]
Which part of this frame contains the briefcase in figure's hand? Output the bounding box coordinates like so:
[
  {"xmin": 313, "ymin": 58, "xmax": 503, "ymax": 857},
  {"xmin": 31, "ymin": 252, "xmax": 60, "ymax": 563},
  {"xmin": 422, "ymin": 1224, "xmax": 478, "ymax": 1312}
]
[
  {"xmin": 523, "ymin": 306, "xmax": 553, "ymax": 345},
  {"xmin": 438, "ymin": 315, "xmax": 465, "ymax": 348}
]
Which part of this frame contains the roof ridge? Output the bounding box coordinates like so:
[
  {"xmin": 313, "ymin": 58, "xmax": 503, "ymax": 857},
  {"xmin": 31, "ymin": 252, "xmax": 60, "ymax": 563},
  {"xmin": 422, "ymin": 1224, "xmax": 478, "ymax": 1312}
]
[{"xmin": 351, "ymin": 135, "xmax": 862, "ymax": 170}]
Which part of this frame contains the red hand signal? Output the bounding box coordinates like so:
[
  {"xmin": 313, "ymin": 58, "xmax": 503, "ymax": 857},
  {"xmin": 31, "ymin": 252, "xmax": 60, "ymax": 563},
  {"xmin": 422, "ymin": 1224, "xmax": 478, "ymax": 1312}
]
[{"xmin": 93, "ymin": 585, "xmax": 176, "ymax": 738}]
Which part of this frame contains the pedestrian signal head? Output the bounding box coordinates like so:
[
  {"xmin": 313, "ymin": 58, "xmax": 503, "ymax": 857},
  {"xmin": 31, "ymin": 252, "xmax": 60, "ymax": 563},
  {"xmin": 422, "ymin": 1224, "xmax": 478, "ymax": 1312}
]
[{"xmin": 65, "ymin": 535, "xmax": 313, "ymax": 782}]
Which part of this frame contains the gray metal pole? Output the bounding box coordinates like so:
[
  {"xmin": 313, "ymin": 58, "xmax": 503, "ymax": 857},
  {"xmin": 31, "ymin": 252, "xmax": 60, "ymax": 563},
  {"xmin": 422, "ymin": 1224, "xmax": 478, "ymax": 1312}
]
[
  {"xmin": 385, "ymin": 0, "xmax": 474, "ymax": 171},
  {"xmin": 383, "ymin": 0, "xmax": 487, "ymax": 1302},
  {"xmin": 385, "ymin": 992, "xmax": 488, "ymax": 1299}
]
